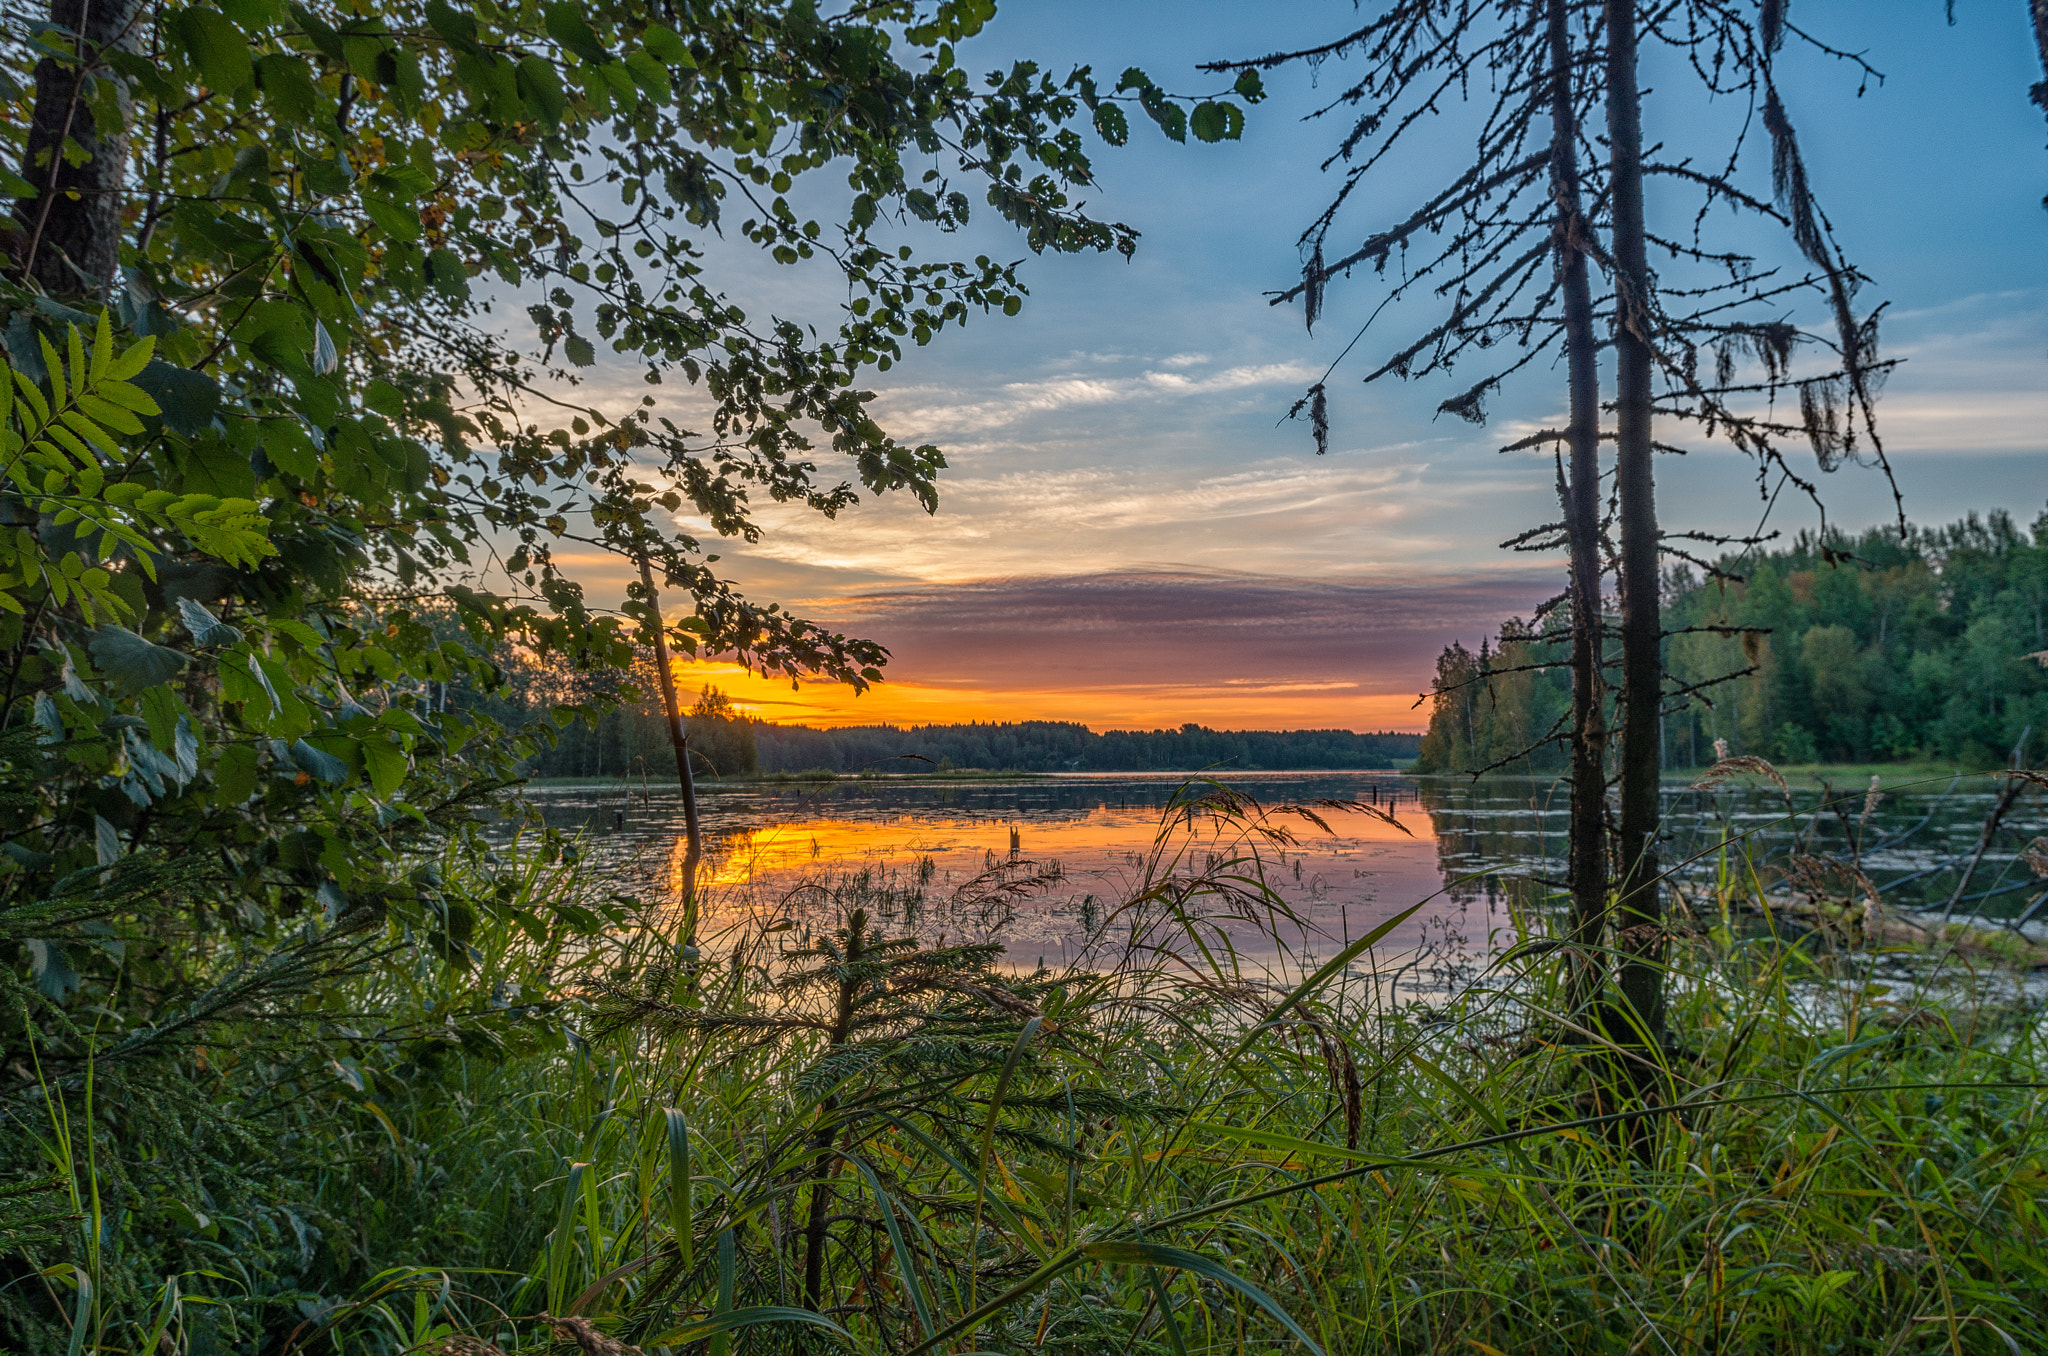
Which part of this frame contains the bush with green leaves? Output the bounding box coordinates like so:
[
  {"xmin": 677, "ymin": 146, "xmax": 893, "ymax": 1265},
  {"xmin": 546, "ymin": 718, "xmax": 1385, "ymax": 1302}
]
[{"xmin": 0, "ymin": 0, "xmax": 1259, "ymax": 1346}]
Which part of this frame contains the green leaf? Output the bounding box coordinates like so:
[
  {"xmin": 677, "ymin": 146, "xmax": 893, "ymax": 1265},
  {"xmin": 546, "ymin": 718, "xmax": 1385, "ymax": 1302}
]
[
  {"xmin": 177, "ymin": 596, "xmax": 244, "ymax": 647},
  {"xmin": 544, "ymin": 3, "xmax": 611, "ymax": 64},
  {"xmin": 1092, "ymin": 103, "xmax": 1129, "ymax": 146},
  {"xmin": 359, "ymin": 733, "xmax": 407, "ymax": 798},
  {"xmin": 26, "ymin": 940, "xmax": 79, "ymax": 1001},
  {"xmin": 88, "ymin": 625, "xmax": 188, "ymax": 695},
  {"xmin": 1233, "ymin": 69, "xmax": 1264, "ymax": 101},
  {"xmin": 304, "ymin": 157, "xmax": 353, "ymax": 197},
  {"xmin": 363, "ymin": 379, "xmax": 406, "ymax": 418},
  {"xmin": 546, "ymin": 1163, "xmax": 590, "ymax": 1312},
  {"xmin": 623, "ymin": 48, "xmax": 670, "ymax": 98},
  {"xmin": 641, "ymin": 24, "xmax": 693, "ymax": 67},
  {"xmin": 562, "ymin": 334, "xmax": 596, "ymax": 367},
  {"xmin": 389, "ymin": 46, "xmax": 427, "ymax": 109},
  {"xmin": 361, "ymin": 193, "xmax": 422, "ymax": 243},
  {"xmin": 312, "ymin": 320, "xmax": 339, "ymax": 375},
  {"xmin": 106, "ymin": 333, "xmax": 153, "ymax": 381},
  {"xmin": 255, "ymin": 53, "xmax": 318, "ymax": 121},
  {"xmin": 174, "ymin": 434, "xmax": 257, "ymax": 499},
  {"xmin": 423, "ymin": 0, "xmax": 481, "ymax": 52},
  {"xmin": 131, "ymin": 362, "xmax": 219, "ymax": 435},
  {"xmin": 90, "ymin": 309, "xmax": 112, "ymax": 383},
  {"xmin": 94, "ymin": 813, "xmax": 122, "ymax": 866},
  {"xmin": 426, "ymin": 248, "xmax": 469, "ymax": 301},
  {"xmin": 214, "ymin": 743, "xmax": 259, "ymax": 803},
  {"xmin": 140, "ymin": 684, "xmax": 183, "ymax": 749},
  {"xmin": 516, "ymin": 56, "xmax": 568, "ymax": 130},
  {"xmin": 287, "ymin": 2, "xmax": 344, "ymax": 60},
  {"xmin": 1142, "ymin": 96, "xmax": 1186, "ymax": 143},
  {"xmin": 288, "ymin": 738, "xmax": 349, "ymax": 786},
  {"xmin": 218, "ymin": 0, "xmax": 284, "ymax": 28},
  {"xmin": 263, "ymin": 420, "xmax": 319, "ymax": 478},
  {"xmin": 1189, "ymin": 101, "xmax": 1243, "ymax": 143},
  {"xmin": 171, "ymin": 7, "xmax": 255, "ymax": 94}
]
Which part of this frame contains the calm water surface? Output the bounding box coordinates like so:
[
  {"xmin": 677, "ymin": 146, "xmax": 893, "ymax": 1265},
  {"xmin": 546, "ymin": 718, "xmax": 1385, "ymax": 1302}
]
[{"xmin": 502, "ymin": 771, "xmax": 2046, "ymax": 974}]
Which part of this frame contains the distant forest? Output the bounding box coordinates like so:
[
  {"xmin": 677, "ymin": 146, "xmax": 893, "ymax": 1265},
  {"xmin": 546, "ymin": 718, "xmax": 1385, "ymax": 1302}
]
[
  {"xmin": 514, "ymin": 702, "xmax": 1421, "ymax": 778},
  {"xmin": 1417, "ymin": 508, "xmax": 2048, "ymax": 775}
]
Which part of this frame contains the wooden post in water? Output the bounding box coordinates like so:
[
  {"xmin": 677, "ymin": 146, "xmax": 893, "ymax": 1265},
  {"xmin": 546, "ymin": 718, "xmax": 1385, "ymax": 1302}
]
[{"xmin": 636, "ymin": 551, "xmax": 703, "ymax": 940}]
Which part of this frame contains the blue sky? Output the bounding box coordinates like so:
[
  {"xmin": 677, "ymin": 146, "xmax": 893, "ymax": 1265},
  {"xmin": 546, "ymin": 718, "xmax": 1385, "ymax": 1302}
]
[{"xmin": 572, "ymin": 1, "xmax": 2047, "ymax": 730}]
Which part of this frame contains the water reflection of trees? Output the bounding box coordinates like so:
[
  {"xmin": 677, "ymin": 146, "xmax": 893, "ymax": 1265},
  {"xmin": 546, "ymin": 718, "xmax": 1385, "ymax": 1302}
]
[
  {"xmin": 1412, "ymin": 777, "xmax": 1570, "ymax": 919},
  {"xmin": 1411, "ymin": 774, "xmax": 2048, "ymax": 924}
]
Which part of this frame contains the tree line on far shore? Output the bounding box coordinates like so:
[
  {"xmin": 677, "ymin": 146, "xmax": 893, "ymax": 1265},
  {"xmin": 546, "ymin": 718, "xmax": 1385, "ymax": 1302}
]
[
  {"xmin": 1417, "ymin": 507, "xmax": 2048, "ymax": 776},
  {"xmin": 501, "ymin": 678, "xmax": 1420, "ymax": 777}
]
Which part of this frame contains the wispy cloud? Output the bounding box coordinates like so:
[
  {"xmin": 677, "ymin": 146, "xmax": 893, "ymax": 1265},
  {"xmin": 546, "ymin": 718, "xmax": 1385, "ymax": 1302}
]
[{"xmin": 881, "ymin": 358, "xmax": 1322, "ymax": 437}]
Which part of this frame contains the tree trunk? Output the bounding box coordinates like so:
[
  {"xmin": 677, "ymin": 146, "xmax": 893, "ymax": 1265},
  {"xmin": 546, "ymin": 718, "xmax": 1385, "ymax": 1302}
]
[
  {"xmin": 14, "ymin": 0, "xmax": 145, "ymax": 297},
  {"xmin": 1605, "ymin": 0, "xmax": 1665, "ymax": 1043},
  {"xmin": 2032, "ymin": 1, "xmax": 2048, "ymax": 124},
  {"xmin": 1547, "ymin": 0, "xmax": 1608, "ymax": 1015},
  {"xmin": 637, "ymin": 553, "xmax": 703, "ymax": 940}
]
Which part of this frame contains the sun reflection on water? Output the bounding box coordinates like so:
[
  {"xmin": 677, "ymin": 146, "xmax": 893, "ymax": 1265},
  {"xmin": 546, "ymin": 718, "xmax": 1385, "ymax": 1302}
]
[{"xmin": 628, "ymin": 790, "xmax": 1453, "ymax": 970}]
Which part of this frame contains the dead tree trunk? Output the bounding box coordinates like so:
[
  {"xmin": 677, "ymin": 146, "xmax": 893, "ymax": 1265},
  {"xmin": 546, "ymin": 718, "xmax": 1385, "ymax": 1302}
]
[
  {"xmin": 1547, "ymin": 0, "xmax": 1608, "ymax": 1014},
  {"xmin": 637, "ymin": 553, "xmax": 703, "ymax": 941},
  {"xmin": 13, "ymin": 0, "xmax": 145, "ymax": 296},
  {"xmin": 1605, "ymin": 0, "xmax": 1665, "ymax": 1043},
  {"xmin": 2031, "ymin": 2, "xmax": 2048, "ymax": 183}
]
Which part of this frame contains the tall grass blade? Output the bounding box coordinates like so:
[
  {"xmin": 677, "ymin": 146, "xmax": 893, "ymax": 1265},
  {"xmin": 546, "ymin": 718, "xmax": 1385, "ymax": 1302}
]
[
  {"xmin": 657, "ymin": 1303, "xmax": 854, "ymax": 1346},
  {"xmin": 1227, "ymin": 900, "xmax": 1428, "ymax": 1063},
  {"xmin": 664, "ymin": 1107, "xmax": 693, "ymax": 1275},
  {"xmin": 1079, "ymin": 1242, "xmax": 1324, "ymax": 1356},
  {"xmin": 547, "ymin": 1163, "xmax": 589, "ymax": 1314},
  {"xmin": 710, "ymin": 1227, "xmax": 735, "ymax": 1356},
  {"xmin": 845, "ymin": 1152, "xmax": 935, "ymax": 1340},
  {"xmin": 970, "ymin": 1015, "xmax": 1041, "ymax": 1305}
]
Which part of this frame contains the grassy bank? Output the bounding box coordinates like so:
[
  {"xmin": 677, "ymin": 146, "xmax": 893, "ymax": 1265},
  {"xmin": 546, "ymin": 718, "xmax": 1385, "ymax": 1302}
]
[{"xmin": 9, "ymin": 790, "xmax": 2046, "ymax": 1355}]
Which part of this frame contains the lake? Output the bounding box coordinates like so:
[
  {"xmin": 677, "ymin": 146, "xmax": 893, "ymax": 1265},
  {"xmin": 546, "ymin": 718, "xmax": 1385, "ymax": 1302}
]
[{"xmin": 503, "ymin": 769, "xmax": 2048, "ymax": 983}]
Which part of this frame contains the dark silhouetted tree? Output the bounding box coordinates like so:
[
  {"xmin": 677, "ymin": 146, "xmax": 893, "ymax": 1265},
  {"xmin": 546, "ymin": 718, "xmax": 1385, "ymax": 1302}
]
[{"xmin": 1213, "ymin": 0, "xmax": 1898, "ymax": 1041}]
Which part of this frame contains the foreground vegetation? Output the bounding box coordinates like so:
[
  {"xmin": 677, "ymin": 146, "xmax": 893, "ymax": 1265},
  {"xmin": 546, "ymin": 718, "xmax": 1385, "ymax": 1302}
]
[{"xmin": 7, "ymin": 783, "xmax": 2045, "ymax": 1355}]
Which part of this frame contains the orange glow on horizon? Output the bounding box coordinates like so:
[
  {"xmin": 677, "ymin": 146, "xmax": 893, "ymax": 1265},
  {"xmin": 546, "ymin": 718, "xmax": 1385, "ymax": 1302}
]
[{"xmin": 668, "ymin": 658, "xmax": 1428, "ymax": 734}]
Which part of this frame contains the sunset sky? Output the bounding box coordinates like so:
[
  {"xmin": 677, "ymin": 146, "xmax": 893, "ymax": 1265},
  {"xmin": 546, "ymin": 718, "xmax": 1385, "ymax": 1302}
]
[{"xmin": 548, "ymin": 1, "xmax": 2047, "ymax": 732}]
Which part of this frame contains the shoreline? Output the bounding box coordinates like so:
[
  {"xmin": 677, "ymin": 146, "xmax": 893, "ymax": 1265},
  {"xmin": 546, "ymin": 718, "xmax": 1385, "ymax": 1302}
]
[{"xmin": 520, "ymin": 759, "xmax": 1986, "ymax": 792}]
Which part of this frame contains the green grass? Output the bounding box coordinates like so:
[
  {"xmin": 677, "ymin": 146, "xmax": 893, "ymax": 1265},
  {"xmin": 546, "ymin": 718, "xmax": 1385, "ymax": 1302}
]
[{"xmin": 17, "ymin": 787, "xmax": 2048, "ymax": 1355}]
